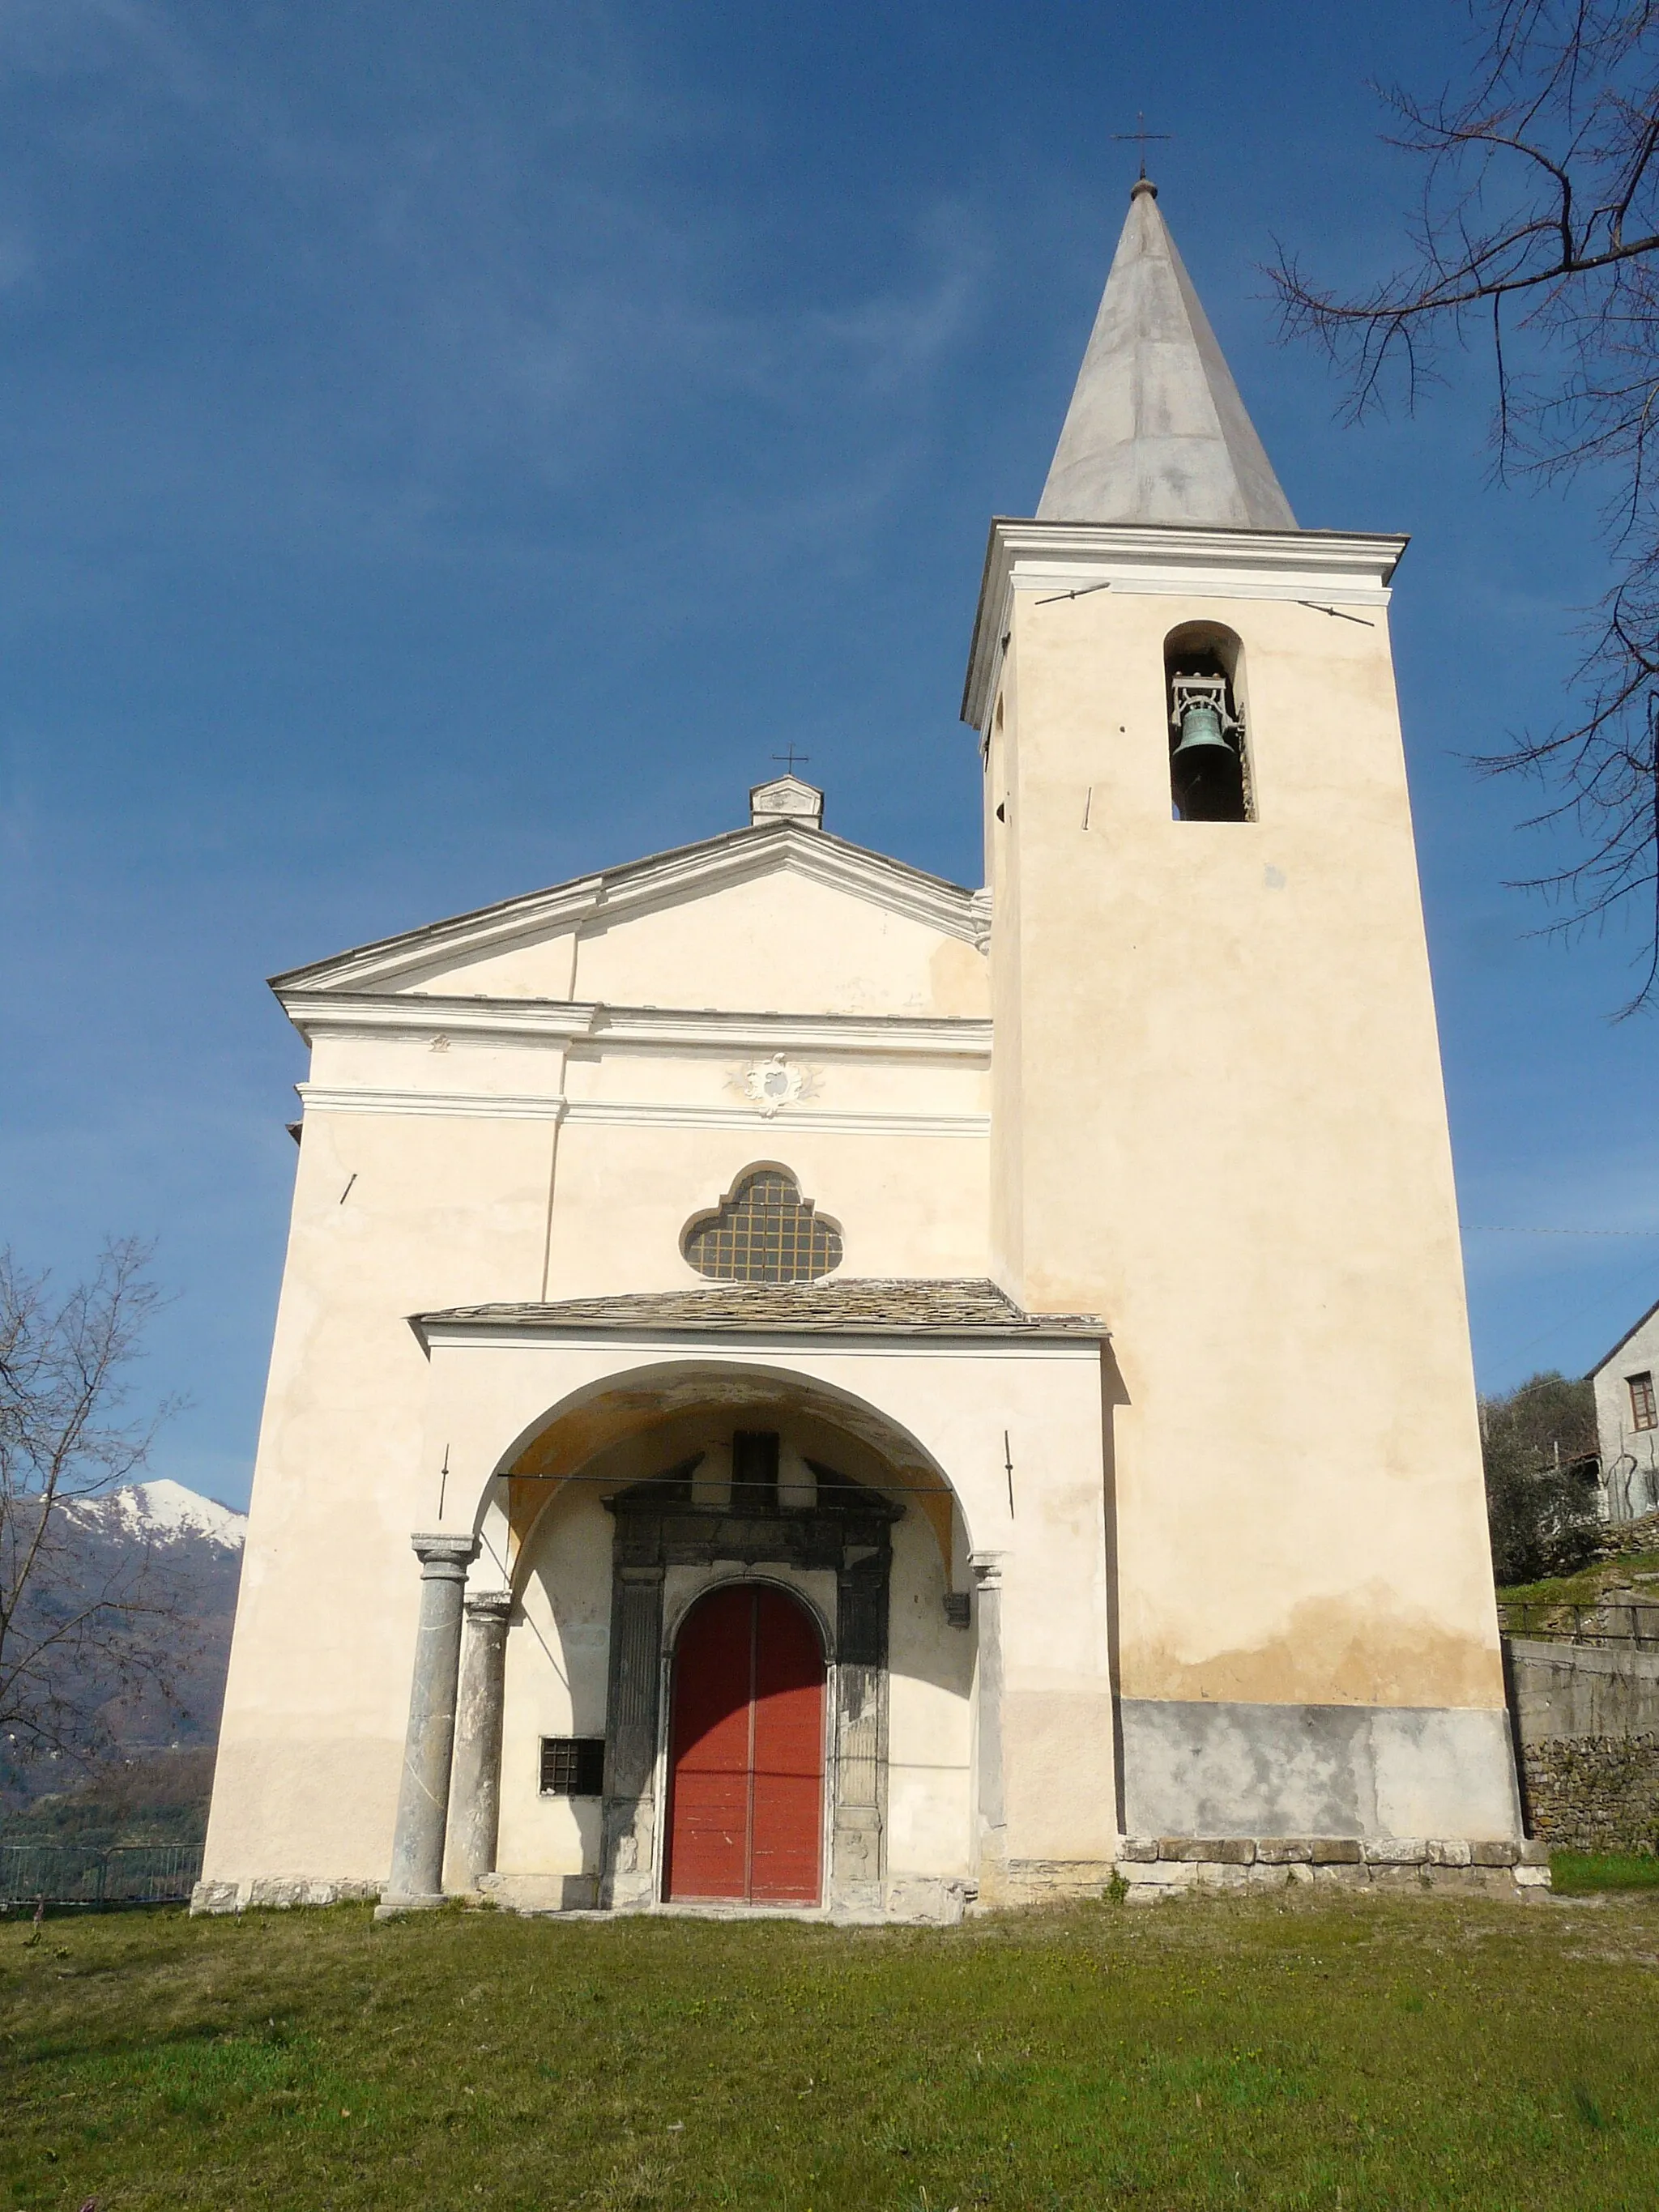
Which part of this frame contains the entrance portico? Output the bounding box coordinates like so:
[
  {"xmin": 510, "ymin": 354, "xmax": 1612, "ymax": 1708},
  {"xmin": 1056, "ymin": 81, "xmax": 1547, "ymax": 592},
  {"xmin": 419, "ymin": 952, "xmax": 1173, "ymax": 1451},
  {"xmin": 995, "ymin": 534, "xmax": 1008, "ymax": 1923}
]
[{"xmin": 382, "ymin": 1280, "xmax": 1116, "ymax": 1920}]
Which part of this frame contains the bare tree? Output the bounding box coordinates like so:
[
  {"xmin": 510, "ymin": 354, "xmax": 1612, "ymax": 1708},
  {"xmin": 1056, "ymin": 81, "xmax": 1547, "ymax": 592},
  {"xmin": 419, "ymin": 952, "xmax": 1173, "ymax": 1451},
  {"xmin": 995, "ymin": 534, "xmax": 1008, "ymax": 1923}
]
[
  {"xmin": 1270, "ymin": 3, "xmax": 1659, "ymax": 1012},
  {"xmin": 0, "ymin": 1240, "xmax": 186, "ymax": 1796}
]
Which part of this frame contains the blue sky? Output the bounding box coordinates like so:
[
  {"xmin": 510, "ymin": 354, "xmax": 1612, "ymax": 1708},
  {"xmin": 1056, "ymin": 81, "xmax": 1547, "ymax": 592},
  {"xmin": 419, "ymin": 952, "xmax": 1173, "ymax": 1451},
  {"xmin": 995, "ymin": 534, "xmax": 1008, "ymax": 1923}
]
[{"xmin": 2, "ymin": 0, "xmax": 1655, "ymax": 1510}]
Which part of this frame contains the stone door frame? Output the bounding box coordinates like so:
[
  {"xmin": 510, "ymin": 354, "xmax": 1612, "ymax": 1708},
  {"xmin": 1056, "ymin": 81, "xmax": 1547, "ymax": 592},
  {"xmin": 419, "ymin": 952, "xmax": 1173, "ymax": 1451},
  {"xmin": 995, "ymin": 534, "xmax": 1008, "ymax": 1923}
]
[{"xmin": 599, "ymin": 1460, "xmax": 899, "ymax": 1915}]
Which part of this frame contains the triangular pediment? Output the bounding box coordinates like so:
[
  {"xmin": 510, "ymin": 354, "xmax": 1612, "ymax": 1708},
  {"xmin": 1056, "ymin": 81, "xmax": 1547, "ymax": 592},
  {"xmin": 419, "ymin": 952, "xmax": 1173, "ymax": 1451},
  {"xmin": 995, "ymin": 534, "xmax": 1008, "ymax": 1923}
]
[{"xmin": 271, "ymin": 820, "xmax": 985, "ymax": 1017}]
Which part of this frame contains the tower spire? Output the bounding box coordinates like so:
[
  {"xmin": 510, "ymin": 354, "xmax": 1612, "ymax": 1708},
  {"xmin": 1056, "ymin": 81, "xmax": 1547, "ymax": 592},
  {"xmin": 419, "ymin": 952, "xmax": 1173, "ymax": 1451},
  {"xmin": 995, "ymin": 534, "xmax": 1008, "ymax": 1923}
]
[{"xmin": 1037, "ymin": 185, "xmax": 1296, "ymax": 531}]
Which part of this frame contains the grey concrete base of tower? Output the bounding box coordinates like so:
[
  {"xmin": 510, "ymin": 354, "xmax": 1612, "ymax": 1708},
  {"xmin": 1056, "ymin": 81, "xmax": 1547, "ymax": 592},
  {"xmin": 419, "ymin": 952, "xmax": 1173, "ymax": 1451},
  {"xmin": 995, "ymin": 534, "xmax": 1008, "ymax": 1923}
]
[{"xmin": 1119, "ymin": 1699, "xmax": 1523, "ymax": 1841}]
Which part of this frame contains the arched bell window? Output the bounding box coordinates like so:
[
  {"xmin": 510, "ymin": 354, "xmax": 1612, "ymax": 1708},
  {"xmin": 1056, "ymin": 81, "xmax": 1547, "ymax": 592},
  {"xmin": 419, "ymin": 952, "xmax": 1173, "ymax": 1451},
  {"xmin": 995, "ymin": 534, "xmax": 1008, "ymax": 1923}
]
[
  {"xmin": 681, "ymin": 1166, "xmax": 843, "ymax": 1284},
  {"xmin": 1164, "ymin": 622, "xmax": 1252, "ymax": 823}
]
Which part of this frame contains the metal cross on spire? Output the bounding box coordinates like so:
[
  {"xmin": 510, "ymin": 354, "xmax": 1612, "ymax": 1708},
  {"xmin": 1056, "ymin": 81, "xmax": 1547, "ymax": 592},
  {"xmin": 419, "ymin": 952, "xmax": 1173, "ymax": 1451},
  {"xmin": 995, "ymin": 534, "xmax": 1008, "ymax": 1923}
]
[
  {"xmin": 1113, "ymin": 112, "xmax": 1171, "ymax": 181},
  {"xmin": 771, "ymin": 746, "xmax": 811, "ymax": 776}
]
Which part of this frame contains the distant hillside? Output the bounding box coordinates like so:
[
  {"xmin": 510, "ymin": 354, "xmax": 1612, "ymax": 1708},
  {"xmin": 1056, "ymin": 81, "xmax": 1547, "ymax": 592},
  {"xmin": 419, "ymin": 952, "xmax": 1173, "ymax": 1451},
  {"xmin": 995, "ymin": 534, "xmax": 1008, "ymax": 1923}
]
[{"xmin": 2, "ymin": 1481, "xmax": 245, "ymax": 1822}]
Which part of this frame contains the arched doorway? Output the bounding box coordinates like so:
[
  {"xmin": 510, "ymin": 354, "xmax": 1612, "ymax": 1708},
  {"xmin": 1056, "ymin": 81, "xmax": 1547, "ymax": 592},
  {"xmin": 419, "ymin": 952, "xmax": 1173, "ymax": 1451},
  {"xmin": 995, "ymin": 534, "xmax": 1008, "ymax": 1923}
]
[{"xmin": 664, "ymin": 1583, "xmax": 825, "ymax": 1906}]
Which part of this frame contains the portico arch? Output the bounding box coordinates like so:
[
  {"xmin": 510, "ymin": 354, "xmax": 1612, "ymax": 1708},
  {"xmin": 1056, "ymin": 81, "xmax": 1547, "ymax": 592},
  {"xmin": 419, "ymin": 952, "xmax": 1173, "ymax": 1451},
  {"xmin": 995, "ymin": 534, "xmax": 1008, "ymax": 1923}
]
[
  {"xmin": 412, "ymin": 1295, "xmax": 1107, "ymax": 1917},
  {"xmin": 450, "ymin": 1362, "xmax": 984, "ymax": 1917},
  {"xmin": 484, "ymin": 1357, "xmax": 970, "ymax": 1584}
]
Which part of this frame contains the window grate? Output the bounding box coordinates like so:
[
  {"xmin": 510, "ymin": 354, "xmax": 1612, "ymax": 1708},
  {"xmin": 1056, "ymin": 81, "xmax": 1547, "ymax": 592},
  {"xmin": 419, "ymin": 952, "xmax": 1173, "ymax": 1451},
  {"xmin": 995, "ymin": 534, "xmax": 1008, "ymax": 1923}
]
[
  {"xmin": 540, "ymin": 1737, "xmax": 606, "ymax": 1796},
  {"xmin": 1631, "ymin": 1371, "xmax": 1657, "ymax": 1432},
  {"xmin": 683, "ymin": 1167, "xmax": 842, "ymax": 1284}
]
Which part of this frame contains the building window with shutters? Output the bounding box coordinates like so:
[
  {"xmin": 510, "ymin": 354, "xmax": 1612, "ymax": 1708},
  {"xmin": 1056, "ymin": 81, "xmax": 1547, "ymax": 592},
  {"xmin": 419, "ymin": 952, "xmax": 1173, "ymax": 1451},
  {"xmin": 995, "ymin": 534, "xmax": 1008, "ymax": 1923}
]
[{"xmin": 1629, "ymin": 1371, "xmax": 1657, "ymax": 1431}]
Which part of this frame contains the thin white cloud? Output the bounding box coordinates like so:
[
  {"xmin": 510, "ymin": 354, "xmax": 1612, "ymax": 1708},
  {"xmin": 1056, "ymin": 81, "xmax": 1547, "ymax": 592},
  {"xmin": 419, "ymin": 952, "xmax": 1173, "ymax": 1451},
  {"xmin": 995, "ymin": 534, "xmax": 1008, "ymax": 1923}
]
[{"xmin": 0, "ymin": 0, "xmax": 210, "ymax": 99}]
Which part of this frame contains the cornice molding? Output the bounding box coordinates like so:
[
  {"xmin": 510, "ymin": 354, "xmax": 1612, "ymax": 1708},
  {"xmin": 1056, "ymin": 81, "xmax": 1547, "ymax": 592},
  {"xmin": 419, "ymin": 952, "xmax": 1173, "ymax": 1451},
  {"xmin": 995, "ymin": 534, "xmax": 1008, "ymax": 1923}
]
[
  {"xmin": 416, "ymin": 1319, "xmax": 1094, "ymax": 1361},
  {"xmin": 282, "ymin": 992, "xmax": 592, "ymax": 1047},
  {"xmin": 280, "ymin": 991, "xmax": 992, "ymax": 1063},
  {"xmin": 271, "ymin": 822, "xmax": 980, "ymax": 997},
  {"xmin": 563, "ymin": 1101, "xmax": 988, "ymax": 1139},
  {"xmin": 296, "ymin": 1085, "xmax": 990, "ymax": 1140},
  {"xmin": 962, "ymin": 518, "xmax": 1410, "ymax": 731},
  {"xmin": 587, "ymin": 1006, "xmax": 990, "ymax": 1059},
  {"xmin": 298, "ymin": 1085, "xmax": 572, "ymax": 1123}
]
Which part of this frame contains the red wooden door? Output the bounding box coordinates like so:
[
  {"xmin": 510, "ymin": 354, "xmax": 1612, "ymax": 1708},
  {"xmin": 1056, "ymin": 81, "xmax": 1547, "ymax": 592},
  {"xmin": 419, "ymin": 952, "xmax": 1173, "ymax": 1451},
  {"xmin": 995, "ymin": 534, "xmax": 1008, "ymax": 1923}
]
[{"xmin": 665, "ymin": 1584, "xmax": 825, "ymax": 1904}]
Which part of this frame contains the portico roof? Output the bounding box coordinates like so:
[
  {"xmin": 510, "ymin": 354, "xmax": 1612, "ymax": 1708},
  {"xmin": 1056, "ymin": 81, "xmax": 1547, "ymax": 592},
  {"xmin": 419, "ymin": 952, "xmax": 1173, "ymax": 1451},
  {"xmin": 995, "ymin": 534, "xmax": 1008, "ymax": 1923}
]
[{"xmin": 414, "ymin": 1277, "xmax": 1104, "ymax": 1342}]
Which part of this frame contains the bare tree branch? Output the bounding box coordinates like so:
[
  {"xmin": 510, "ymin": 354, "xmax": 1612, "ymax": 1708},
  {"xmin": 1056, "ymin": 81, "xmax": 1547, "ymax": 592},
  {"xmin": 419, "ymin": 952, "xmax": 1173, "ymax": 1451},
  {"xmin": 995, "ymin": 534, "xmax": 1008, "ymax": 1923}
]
[
  {"xmin": 1270, "ymin": 4, "xmax": 1659, "ymax": 1008},
  {"xmin": 0, "ymin": 1242, "xmax": 189, "ymax": 1789}
]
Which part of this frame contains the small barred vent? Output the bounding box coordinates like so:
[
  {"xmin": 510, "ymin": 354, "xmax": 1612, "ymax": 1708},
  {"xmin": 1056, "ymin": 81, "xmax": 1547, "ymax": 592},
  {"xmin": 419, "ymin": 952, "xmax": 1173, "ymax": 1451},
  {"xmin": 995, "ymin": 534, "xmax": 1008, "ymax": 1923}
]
[
  {"xmin": 540, "ymin": 1737, "xmax": 605, "ymax": 1796},
  {"xmin": 682, "ymin": 1167, "xmax": 842, "ymax": 1285}
]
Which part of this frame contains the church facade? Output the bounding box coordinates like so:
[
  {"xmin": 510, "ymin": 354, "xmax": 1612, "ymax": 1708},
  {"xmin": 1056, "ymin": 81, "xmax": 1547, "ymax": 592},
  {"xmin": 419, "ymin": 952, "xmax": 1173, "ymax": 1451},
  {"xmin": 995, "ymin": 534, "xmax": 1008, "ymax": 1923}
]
[{"xmin": 197, "ymin": 183, "xmax": 1536, "ymax": 1920}]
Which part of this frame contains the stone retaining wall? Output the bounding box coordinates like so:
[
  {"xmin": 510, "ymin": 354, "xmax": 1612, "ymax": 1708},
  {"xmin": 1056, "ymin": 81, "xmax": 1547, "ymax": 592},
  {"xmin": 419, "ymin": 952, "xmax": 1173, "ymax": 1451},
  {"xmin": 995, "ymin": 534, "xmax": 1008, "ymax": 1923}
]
[
  {"xmin": 1503, "ymin": 1633, "xmax": 1659, "ymax": 1854},
  {"xmin": 1519, "ymin": 1733, "xmax": 1659, "ymax": 1855},
  {"xmin": 1506, "ymin": 1635, "xmax": 1659, "ymax": 1741},
  {"xmin": 1115, "ymin": 1836, "xmax": 1550, "ymax": 1899}
]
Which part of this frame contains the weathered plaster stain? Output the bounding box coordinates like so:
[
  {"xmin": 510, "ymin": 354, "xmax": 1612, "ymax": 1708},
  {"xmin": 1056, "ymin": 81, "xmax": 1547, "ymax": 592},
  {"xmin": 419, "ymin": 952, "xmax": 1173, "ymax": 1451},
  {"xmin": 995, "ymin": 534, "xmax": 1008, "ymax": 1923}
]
[{"xmin": 1120, "ymin": 1588, "xmax": 1506, "ymax": 1710}]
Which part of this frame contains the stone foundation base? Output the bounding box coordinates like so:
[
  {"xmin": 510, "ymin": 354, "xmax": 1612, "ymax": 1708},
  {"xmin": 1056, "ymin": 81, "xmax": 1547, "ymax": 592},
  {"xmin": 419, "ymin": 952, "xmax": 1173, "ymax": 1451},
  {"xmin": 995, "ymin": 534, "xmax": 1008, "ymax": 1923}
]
[
  {"xmin": 880, "ymin": 1875, "xmax": 975, "ymax": 1924},
  {"xmin": 190, "ymin": 1877, "xmax": 383, "ymax": 1916},
  {"xmin": 484, "ymin": 1872, "xmax": 975, "ymax": 1924},
  {"xmin": 1115, "ymin": 1836, "xmax": 1550, "ymax": 1900},
  {"xmin": 480, "ymin": 1873, "xmax": 599, "ymax": 1913},
  {"xmin": 972, "ymin": 1858, "xmax": 1120, "ymax": 1910}
]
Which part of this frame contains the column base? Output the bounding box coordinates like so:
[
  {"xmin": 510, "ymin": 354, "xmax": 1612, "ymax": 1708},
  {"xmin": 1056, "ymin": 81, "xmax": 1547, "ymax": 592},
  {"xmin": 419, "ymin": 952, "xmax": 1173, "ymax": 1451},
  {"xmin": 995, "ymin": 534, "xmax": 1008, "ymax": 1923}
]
[{"xmin": 373, "ymin": 1892, "xmax": 450, "ymax": 1920}]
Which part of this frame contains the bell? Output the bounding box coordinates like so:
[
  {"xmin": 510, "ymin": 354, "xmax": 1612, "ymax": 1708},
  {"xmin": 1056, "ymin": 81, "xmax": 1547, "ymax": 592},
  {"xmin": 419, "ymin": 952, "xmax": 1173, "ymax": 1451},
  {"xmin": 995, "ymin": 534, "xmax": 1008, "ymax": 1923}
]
[{"xmin": 1171, "ymin": 701, "xmax": 1244, "ymax": 820}]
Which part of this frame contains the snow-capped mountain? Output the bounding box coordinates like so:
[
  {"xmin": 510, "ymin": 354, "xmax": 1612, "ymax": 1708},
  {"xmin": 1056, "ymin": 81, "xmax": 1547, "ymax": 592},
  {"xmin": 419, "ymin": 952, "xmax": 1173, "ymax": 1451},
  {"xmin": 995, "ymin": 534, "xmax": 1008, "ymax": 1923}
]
[
  {"xmin": 65, "ymin": 1479, "xmax": 246, "ymax": 1554},
  {"xmin": 2, "ymin": 1481, "xmax": 246, "ymax": 1813}
]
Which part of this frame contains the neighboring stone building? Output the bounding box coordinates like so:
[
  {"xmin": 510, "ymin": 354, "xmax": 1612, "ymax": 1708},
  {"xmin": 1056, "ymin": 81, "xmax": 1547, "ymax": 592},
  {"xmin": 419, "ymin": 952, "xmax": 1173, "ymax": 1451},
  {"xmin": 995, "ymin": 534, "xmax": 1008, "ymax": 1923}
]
[
  {"xmin": 197, "ymin": 180, "xmax": 1528, "ymax": 1921},
  {"xmin": 1592, "ymin": 1296, "xmax": 1659, "ymax": 1521}
]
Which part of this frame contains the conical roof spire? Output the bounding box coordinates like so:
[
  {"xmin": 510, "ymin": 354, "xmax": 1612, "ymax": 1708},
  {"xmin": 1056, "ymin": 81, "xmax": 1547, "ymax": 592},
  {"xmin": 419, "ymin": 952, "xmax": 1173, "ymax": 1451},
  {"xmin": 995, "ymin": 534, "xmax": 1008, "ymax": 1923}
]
[{"xmin": 1037, "ymin": 181, "xmax": 1296, "ymax": 530}]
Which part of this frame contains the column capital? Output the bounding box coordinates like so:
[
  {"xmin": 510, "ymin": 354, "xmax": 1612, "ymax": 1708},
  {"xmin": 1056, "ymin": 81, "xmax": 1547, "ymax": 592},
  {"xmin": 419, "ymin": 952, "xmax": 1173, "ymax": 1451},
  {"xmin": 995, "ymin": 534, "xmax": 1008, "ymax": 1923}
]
[
  {"xmin": 969, "ymin": 1550, "xmax": 1006, "ymax": 1589},
  {"xmin": 464, "ymin": 1588, "xmax": 513, "ymax": 1623},
  {"xmin": 410, "ymin": 1532, "xmax": 479, "ymax": 1581}
]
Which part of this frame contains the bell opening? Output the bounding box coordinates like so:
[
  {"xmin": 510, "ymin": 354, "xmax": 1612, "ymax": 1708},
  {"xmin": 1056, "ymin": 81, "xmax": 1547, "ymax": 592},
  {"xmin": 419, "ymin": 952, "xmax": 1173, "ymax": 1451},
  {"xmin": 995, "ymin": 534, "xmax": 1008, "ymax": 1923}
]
[{"xmin": 1165, "ymin": 625, "xmax": 1251, "ymax": 824}]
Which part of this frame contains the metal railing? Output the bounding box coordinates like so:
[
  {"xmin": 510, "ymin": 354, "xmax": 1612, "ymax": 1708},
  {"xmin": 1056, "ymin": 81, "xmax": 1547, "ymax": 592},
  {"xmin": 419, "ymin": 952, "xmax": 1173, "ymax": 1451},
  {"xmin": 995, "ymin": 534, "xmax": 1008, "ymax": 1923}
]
[
  {"xmin": 1499, "ymin": 1599, "xmax": 1659, "ymax": 1649},
  {"xmin": 0, "ymin": 1842, "xmax": 203, "ymax": 1908}
]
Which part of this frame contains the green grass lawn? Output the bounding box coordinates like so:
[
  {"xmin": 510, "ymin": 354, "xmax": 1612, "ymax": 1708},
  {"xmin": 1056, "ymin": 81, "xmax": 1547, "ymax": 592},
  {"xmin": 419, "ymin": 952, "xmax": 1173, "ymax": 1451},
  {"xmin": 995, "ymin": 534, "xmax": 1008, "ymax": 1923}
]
[
  {"xmin": 1499, "ymin": 1548, "xmax": 1659, "ymax": 1607},
  {"xmin": 5, "ymin": 1890, "xmax": 1659, "ymax": 2211},
  {"xmin": 1550, "ymin": 1851, "xmax": 1659, "ymax": 1894}
]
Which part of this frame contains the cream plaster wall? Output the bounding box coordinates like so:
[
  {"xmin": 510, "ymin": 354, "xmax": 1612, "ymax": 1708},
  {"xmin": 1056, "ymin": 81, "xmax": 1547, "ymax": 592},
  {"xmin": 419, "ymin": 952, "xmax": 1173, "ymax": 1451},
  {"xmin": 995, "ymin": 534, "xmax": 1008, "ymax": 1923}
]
[
  {"xmin": 207, "ymin": 846, "xmax": 1000, "ymax": 1890},
  {"xmin": 388, "ymin": 864, "xmax": 990, "ymax": 1020},
  {"xmin": 202, "ymin": 1097, "xmax": 563, "ymax": 1886},
  {"xmin": 494, "ymin": 1484, "xmax": 612, "ymax": 1882},
  {"xmin": 886, "ymin": 1511, "xmax": 974, "ymax": 1874},
  {"xmin": 544, "ymin": 1124, "xmax": 987, "ymax": 1297},
  {"xmin": 206, "ymin": 1093, "xmax": 996, "ymax": 1885},
  {"xmin": 984, "ymin": 558, "xmax": 1504, "ymax": 1723}
]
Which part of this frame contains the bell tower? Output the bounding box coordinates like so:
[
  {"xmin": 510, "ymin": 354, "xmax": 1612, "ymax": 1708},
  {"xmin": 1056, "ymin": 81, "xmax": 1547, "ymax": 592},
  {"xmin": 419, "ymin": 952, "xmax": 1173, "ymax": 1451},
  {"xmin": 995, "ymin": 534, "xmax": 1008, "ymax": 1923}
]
[{"xmin": 965, "ymin": 181, "xmax": 1520, "ymax": 1844}]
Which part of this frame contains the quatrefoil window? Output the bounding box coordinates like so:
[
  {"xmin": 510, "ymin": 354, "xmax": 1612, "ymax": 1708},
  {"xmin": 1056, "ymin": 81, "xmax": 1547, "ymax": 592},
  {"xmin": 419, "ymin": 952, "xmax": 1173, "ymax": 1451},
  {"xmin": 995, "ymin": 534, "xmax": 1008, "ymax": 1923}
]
[{"xmin": 681, "ymin": 1166, "xmax": 843, "ymax": 1285}]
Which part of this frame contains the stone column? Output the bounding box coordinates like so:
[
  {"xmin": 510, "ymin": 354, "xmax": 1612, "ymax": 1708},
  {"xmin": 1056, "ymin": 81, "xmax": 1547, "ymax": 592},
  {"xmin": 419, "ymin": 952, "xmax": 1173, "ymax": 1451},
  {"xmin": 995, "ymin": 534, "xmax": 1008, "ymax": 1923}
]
[
  {"xmin": 599, "ymin": 1562, "xmax": 666, "ymax": 1907},
  {"xmin": 971, "ymin": 1552, "xmax": 1008, "ymax": 1898},
  {"xmin": 446, "ymin": 1589, "xmax": 513, "ymax": 1894},
  {"xmin": 832, "ymin": 1542, "xmax": 890, "ymax": 1910},
  {"xmin": 381, "ymin": 1532, "xmax": 478, "ymax": 1911}
]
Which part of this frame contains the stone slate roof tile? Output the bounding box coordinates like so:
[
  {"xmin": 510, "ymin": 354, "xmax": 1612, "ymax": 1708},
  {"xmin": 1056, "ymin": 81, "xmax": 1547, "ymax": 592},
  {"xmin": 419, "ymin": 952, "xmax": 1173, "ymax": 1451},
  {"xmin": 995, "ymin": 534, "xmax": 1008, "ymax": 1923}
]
[{"xmin": 418, "ymin": 1277, "xmax": 1103, "ymax": 1338}]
